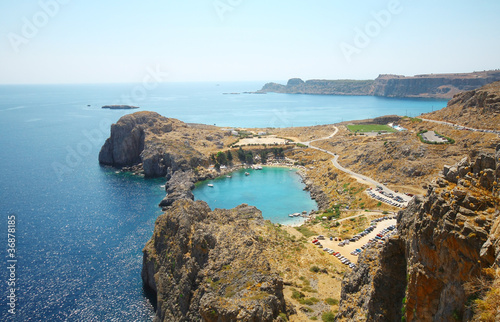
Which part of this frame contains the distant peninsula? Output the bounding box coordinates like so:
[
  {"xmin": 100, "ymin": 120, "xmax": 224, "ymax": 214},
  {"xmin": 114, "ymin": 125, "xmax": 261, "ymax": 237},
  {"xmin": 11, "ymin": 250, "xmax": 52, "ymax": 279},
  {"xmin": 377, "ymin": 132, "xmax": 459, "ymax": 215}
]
[
  {"xmin": 257, "ymin": 70, "xmax": 500, "ymax": 99},
  {"xmin": 102, "ymin": 105, "xmax": 139, "ymax": 110}
]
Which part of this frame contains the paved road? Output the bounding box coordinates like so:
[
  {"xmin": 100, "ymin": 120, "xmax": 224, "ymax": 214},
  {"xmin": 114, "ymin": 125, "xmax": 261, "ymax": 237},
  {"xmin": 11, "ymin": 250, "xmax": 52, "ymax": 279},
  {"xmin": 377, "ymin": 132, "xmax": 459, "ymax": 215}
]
[
  {"xmin": 301, "ymin": 126, "xmax": 412, "ymax": 206},
  {"xmin": 420, "ymin": 117, "xmax": 500, "ymax": 135}
]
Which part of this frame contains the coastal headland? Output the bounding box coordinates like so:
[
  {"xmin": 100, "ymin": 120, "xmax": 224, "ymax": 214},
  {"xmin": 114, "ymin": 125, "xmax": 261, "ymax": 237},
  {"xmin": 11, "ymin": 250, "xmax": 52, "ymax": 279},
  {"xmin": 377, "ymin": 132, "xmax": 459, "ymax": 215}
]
[
  {"xmin": 100, "ymin": 81, "xmax": 500, "ymax": 321},
  {"xmin": 257, "ymin": 70, "xmax": 500, "ymax": 99}
]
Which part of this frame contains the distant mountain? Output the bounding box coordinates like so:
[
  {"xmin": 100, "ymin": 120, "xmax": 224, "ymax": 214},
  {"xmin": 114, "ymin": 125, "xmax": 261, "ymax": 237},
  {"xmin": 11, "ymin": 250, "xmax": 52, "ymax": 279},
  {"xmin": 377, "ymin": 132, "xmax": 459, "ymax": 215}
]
[{"xmin": 258, "ymin": 70, "xmax": 500, "ymax": 99}]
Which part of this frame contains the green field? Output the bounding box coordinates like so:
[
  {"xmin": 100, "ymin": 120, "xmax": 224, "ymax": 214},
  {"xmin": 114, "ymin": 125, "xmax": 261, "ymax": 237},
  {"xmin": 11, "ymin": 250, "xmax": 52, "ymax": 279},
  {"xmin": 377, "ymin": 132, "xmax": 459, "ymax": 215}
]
[{"xmin": 346, "ymin": 124, "xmax": 396, "ymax": 133}]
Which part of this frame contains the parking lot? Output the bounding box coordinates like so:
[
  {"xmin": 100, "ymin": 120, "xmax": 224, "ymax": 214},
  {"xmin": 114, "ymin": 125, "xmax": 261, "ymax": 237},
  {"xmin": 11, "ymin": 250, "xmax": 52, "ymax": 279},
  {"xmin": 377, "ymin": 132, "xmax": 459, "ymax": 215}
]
[
  {"xmin": 311, "ymin": 217, "xmax": 397, "ymax": 268},
  {"xmin": 366, "ymin": 186, "xmax": 413, "ymax": 208}
]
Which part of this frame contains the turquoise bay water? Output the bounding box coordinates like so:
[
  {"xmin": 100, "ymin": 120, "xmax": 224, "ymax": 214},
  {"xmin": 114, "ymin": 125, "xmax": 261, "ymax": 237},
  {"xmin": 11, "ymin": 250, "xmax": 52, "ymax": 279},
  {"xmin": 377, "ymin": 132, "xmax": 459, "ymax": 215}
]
[
  {"xmin": 194, "ymin": 167, "xmax": 317, "ymax": 226},
  {"xmin": 0, "ymin": 82, "xmax": 447, "ymax": 321}
]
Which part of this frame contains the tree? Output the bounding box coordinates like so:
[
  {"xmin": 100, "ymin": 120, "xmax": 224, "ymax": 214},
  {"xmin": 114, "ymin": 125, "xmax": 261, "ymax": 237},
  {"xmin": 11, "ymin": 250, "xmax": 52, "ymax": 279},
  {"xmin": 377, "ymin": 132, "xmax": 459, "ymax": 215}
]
[
  {"xmin": 216, "ymin": 151, "xmax": 227, "ymax": 165},
  {"xmin": 260, "ymin": 150, "xmax": 268, "ymax": 164},
  {"xmin": 245, "ymin": 151, "xmax": 254, "ymax": 164},
  {"xmin": 273, "ymin": 147, "xmax": 284, "ymax": 158},
  {"xmin": 210, "ymin": 153, "xmax": 216, "ymax": 164},
  {"xmin": 226, "ymin": 150, "xmax": 233, "ymax": 163},
  {"xmin": 237, "ymin": 147, "xmax": 246, "ymax": 162}
]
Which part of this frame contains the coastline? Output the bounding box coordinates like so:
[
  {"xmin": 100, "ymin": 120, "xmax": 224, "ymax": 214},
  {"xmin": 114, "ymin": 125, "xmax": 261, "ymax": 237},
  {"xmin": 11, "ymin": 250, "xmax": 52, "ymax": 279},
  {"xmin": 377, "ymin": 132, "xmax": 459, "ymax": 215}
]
[{"xmin": 193, "ymin": 163, "xmax": 319, "ymax": 226}]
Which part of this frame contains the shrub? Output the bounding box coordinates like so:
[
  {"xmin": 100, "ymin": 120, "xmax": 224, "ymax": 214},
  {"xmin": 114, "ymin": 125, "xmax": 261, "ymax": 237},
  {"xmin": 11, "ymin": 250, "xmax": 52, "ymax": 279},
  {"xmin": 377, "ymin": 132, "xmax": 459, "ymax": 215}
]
[
  {"xmin": 292, "ymin": 290, "xmax": 305, "ymax": 299},
  {"xmin": 321, "ymin": 311, "xmax": 336, "ymax": 322},
  {"xmin": 310, "ymin": 266, "xmax": 320, "ymax": 273},
  {"xmin": 324, "ymin": 298, "xmax": 339, "ymax": 305}
]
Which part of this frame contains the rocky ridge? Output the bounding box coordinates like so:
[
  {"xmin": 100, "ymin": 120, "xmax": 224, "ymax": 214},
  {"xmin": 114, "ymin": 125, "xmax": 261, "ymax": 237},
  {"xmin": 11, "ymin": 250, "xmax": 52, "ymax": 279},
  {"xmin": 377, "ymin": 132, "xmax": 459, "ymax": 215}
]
[
  {"xmin": 424, "ymin": 80, "xmax": 500, "ymax": 131},
  {"xmin": 142, "ymin": 199, "xmax": 291, "ymax": 321},
  {"xmin": 259, "ymin": 70, "xmax": 500, "ymax": 99},
  {"xmin": 337, "ymin": 146, "xmax": 500, "ymax": 321}
]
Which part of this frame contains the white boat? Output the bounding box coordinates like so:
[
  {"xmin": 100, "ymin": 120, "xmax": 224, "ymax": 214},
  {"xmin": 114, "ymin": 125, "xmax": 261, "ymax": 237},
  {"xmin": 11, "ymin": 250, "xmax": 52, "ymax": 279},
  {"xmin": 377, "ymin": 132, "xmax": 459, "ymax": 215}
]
[
  {"xmin": 288, "ymin": 214, "xmax": 294, "ymax": 217},
  {"xmin": 226, "ymin": 175, "xmax": 232, "ymax": 178},
  {"xmin": 245, "ymin": 172, "xmax": 250, "ymax": 176},
  {"xmin": 256, "ymin": 166, "xmax": 263, "ymax": 170},
  {"xmin": 207, "ymin": 184, "xmax": 214, "ymax": 187}
]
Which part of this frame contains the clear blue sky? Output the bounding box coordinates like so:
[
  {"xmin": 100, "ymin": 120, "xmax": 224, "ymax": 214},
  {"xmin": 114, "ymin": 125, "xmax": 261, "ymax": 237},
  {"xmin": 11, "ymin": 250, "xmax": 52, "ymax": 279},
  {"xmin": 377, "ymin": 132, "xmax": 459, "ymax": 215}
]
[{"xmin": 1, "ymin": 0, "xmax": 499, "ymax": 84}]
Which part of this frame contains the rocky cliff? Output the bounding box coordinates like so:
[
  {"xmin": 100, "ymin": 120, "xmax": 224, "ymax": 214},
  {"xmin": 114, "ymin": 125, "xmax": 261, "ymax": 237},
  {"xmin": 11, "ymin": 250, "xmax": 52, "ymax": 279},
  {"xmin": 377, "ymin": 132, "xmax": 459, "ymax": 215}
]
[
  {"xmin": 258, "ymin": 70, "xmax": 500, "ymax": 99},
  {"xmin": 99, "ymin": 112, "xmax": 232, "ymax": 177},
  {"xmin": 142, "ymin": 199, "xmax": 290, "ymax": 322},
  {"xmin": 424, "ymin": 81, "xmax": 500, "ymax": 131},
  {"xmin": 338, "ymin": 146, "xmax": 500, "ymax": 321}
]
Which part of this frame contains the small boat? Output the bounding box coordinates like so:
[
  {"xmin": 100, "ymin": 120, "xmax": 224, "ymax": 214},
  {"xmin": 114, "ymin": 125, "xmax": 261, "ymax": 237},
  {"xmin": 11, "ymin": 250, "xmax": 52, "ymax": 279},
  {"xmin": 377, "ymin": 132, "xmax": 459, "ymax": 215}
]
[
  {"xmin": 256, "ymin": 166, "xmax": 263, "ymax": 170},
  {"xmin": 208, "ymin": 184, "xmax": 214, "ymax": 187},
  {"xmin": 226, "ymin": 175, "xmax": 232, "ymax": 178},
  {"xmin": 245, "ymin": 172, "xmax": 250, "ymax": 176},
  {"xmin": 288, "ymin": 214, "xmax": 294, "ymax": 217}
]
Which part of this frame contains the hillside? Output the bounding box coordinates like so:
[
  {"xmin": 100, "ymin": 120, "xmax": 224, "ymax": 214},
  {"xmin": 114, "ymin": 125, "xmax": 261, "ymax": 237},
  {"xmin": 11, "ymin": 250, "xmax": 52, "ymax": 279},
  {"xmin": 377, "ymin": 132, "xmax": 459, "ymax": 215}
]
[
  {"xmin": 423, "ymin": 81, "xmax": 500, "ymax": 131},
  {"xmin": 337, "ymin": 147, "xmax": 500, "ymax": 321},
  {"xmin": 258, "ymin": 70, "xmax": 500, "ymax": 99}
]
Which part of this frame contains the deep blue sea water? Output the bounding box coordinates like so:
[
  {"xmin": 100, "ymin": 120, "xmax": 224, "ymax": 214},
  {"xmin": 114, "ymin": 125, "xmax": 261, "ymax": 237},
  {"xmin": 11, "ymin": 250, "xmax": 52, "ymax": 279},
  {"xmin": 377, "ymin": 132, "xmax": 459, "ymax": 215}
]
[{"xmin": 0, "ymin": 82, "xmax": 447, "ymax": 321}]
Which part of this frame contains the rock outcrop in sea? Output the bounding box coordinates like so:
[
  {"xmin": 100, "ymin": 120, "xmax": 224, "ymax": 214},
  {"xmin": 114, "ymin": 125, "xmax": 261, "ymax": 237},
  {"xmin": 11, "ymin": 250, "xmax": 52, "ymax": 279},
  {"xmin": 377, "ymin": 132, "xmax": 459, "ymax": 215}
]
[
  {"xmin": 337, "ymin": 146, "xmax": 500, "ymax": 321},
  {"xmin": 142, "ymin": 199, "xmax": 291, "ymax": 321}
]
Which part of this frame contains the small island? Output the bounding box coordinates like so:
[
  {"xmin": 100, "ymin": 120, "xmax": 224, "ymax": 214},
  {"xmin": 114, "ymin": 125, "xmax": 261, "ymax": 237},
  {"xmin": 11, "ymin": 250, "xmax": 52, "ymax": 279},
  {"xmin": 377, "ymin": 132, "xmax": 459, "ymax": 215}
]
[{"xmin": 102, "ymin": 105, "xmax": 140, "ymax": 110}]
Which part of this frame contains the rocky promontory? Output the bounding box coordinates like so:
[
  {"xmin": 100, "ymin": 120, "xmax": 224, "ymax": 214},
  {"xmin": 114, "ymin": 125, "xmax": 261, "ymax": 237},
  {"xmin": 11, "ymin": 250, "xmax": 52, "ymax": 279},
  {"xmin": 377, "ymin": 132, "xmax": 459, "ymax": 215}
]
[
  {"xmin": 142, "ymin": 199, "xmax": 291, "ymax": 321},
  {"xmin": 259, "ymin": 70, "xmax": 500, "ymax": 99},
  {"xmin": 338, "ymin": 146, "xmax": 500, "ymax": 321},
  {"xmin": 98, "ymin": 111, "xmax": 231, "ymax": 177}
]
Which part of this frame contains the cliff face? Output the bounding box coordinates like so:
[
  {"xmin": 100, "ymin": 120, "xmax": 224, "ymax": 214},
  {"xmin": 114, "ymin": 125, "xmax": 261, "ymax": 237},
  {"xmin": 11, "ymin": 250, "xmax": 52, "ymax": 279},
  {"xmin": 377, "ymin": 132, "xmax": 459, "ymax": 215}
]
[
  {"xmin": 424, "ymin": 81, "xmax": 500, "ymax": 131},
  {"xmin": 338, "ymin": 146, "xmax": 500, "ymax": 321},
  {"xmin": 142, "ymin": 199, "xmax": 289, "ymax": 322},
  {"xmin": 99, "ymin": 112, "xmax": 233, "ymax": 177},
  {"xmin": 258, "ymin": 70, "xmax": 500, "ymax": 99}
]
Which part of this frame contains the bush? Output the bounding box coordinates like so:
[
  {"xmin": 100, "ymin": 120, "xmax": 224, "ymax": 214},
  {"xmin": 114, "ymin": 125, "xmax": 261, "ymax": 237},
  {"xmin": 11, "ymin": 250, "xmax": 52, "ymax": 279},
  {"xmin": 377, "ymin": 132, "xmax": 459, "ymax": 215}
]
[
  {"xmin": 324, "ymin": 298, "xmax": 339, "ymax": 305},
  {"xmin": 310, "ymin": 266, "xmax": 320, "ymax": 273},
  {"xmin": 321, "ymin": 311, "xmax": 336, "ymax": 322},
  {"xmin": 292, "ymin": 290, "xmax": 305, "ymax": 299}
]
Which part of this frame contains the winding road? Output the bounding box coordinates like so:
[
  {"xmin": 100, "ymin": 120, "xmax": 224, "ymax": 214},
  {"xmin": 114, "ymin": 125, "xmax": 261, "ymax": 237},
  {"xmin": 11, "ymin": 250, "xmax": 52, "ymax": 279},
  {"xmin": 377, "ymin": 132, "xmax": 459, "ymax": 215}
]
[{"xmin": 301, "ymin": 126, "xmax": 413, "ymax": 206}]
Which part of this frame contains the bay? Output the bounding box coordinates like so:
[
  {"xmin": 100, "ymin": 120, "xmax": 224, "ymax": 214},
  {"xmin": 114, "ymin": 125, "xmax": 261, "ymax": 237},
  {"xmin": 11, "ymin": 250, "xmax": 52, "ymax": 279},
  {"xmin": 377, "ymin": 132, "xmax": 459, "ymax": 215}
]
[{"xmin": 0, "ymin": 82, "xmax": 447, "ymax": 321}]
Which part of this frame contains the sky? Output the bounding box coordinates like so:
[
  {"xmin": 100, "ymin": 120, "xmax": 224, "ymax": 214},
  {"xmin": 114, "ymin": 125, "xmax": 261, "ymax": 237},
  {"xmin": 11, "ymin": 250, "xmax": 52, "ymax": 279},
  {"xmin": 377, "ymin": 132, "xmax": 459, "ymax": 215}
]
[{"xmin": 0, "ymin": 0, "xmax": 499, "ymax": 84}]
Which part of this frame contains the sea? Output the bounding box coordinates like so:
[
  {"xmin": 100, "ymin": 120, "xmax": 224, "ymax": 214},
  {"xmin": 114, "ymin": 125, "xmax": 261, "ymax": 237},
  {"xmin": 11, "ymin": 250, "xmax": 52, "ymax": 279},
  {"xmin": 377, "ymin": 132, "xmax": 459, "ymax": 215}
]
[{"xmin": 0, "ymin": 81, "xmax": 448, "ymax": 321}]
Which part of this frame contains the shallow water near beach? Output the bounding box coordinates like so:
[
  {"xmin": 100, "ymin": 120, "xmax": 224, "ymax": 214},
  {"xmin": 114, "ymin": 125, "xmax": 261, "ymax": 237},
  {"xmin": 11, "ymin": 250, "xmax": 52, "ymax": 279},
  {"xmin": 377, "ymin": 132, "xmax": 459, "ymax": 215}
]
[
  {"xmin": 194, "ymin": 167, "xmax": 317, "ymax": 225},
  {"xmin": 0, "ymin": 82, "xmax": 446, "ymax": 321}
]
